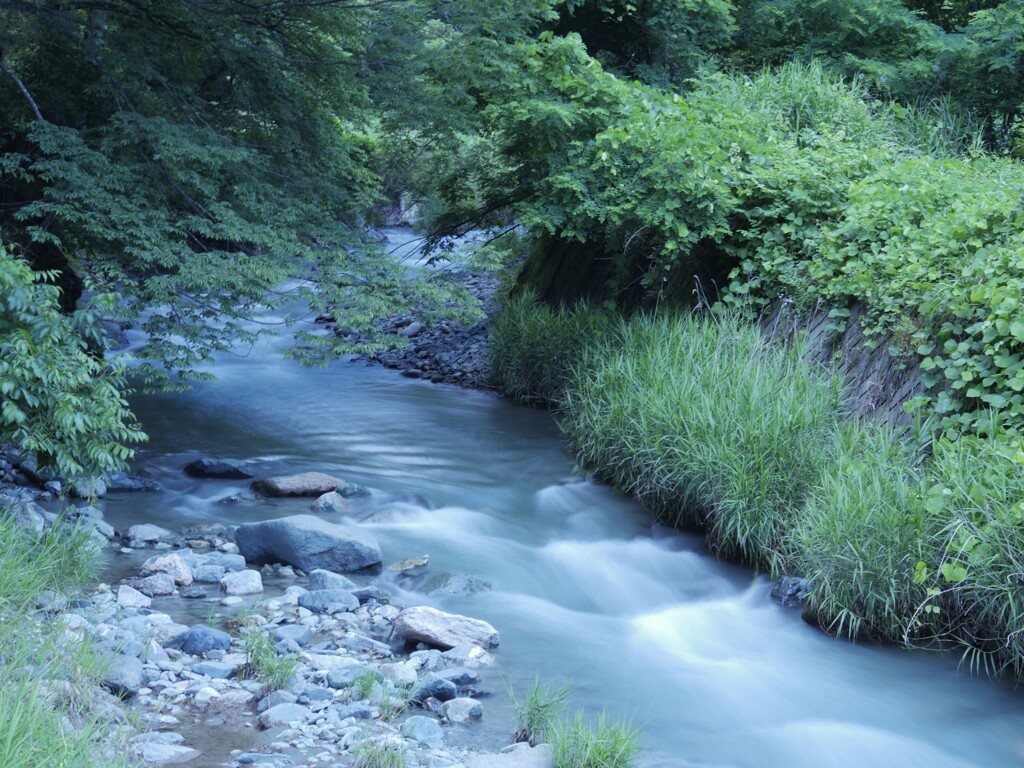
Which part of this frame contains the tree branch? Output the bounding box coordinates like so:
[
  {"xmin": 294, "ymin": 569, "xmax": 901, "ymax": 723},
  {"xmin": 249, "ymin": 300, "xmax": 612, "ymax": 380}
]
[{"xmin": 0, "ymin": 58, "xmax": 44, "ymax": 121}]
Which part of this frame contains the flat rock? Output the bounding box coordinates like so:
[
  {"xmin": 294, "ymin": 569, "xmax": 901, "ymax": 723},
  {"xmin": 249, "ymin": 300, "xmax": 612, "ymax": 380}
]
[
  {"xmin": 258, "ymin": 702, "xmax": 310, "ymax": 730},
  {"xmin": 182, "ymin": 624, "xmax": 232, "ymax": 656},
  {"xmin": 234, "ymin": 515, "xmax": 381, "ymax": 573},
  {"xmin": 136, "ymin": 743, "xmax": 202, "ymax": 764},
  {"xmin": 194, "ymin": 660, "xmax": 238, "ymax": 679},
  {"xmin": 422, "ymin": 572, "xmax": 491, "ymax": 597},
  {"xmin": 307, "ymin": 569, "xmax": 357, "ymax": 592},
  {"xmin": 221, "ymin": 569, "xmax": 263, "ymax": 595},
  {"xmin": 253, "ymin": 472, "xmax": 341, "ymax": 497},
  {"xmin": 117, "ymin": 585, "xmax": 152, "ymax": 609},
  {"xmin": 310, "ymin": 491, "xmax": 350, "ymax": 513},
  {"xmin": 185, "ymin": 458, "xmax": 254, "ymax": 479},
  {"xmin": 141, "ymin": 553, "xmax": 194, "ymax": 585},
  {"xmin": 272, "ymin": 624, "xmax": 313, "ymax": 646},
  {"xmin": 124, "ymin": 523, "xmax": 177, "ymax": 548},
  {"xmin": 297, "ymin": 589, "xmax": 358, "ymax": 614},
  {"xmin": 394, "ymin": 606, "xmax": 499, "ymax": 650}
]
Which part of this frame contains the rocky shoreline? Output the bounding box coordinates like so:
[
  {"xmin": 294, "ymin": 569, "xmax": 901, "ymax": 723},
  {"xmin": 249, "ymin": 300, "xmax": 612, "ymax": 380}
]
[{"xmin": 1, "ymin": 467, "xmax": 549, "ymax": 768}]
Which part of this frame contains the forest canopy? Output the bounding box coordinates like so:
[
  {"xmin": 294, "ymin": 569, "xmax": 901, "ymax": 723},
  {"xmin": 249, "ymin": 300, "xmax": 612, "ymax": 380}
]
[{"xmin": 2, "ymin": 0, "xmax": 1024, "ymax": 475}]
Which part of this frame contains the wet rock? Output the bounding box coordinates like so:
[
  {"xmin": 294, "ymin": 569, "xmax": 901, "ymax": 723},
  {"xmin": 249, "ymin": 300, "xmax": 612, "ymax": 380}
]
[
  {"xmin": 399, "ymin": 321, "xmax": 426, "ymax": 338},
  {"xmin": 106, "ymin": 472, "xmax": 160, "ymax": 492},
  {"xmin": 185, "ymin": 458, "xmax": 254, "ymax": 479},
  {"xmin": 253, "ymin": 472, "xmax": 342, "ymax": 498},
  {"xmin": 394, "ymin": 606, "xmax": 499, "ymax": 651},
  {"xmin": 772, "ymin": 576, "xmax": 811, "ymax": 608},
  {"xmin": 297, "ymin": 588, "xmax": 358, "ymax": 614},
  {"xmin": 388, "ymin": 555, "xmax": 429, "ymax": 573},
  {"xmin": 103, "ymin": 654, "xmax": 144, "ymax": 697},
  {"xmin": 422, "ymin": 572, "xmax": 491, "ymax": 597},
  {"xmin": 235, "ymin": 515, "xmax": 381, "ymax": 573},
  {"xmin": 308, "ymin": 569, "xmax": 357, "ymax": 592},
  {"xmin": 221, "ymin": 569, "xmax": 263, "ymax": 595},
  {"xmin": 124, "ymin": 523, "xmax": 177, "ymax": 548},
  {"xmin": 443, "ymin": 644, "xmax": 497, "ymax": 669},
  {"xmin": 258, "ymin": 702, "xmax": 310, "ymax": 729},
  {"xmin": 442, "ymin": 697, "xmax": 483, "ymax": 724},
  {"xmin": 141, "ymin": 553, "xmax": 194, "ymax": 586},
  {"xmin": 400, "ymin": 715, "xmax": 445, "ymax": 748},
  {"xmin": 181, "ymin": 624, "xmax": 232, "ymax": 656},
  {"xmin": 204, "ymin": 551, "xmax": 247, "ymax": 572},
  {"xmin": 133, "ymin": 572, "xmax": 177, "ymax": 597},
  {"xmin": 310, "ymin": 491, "xmax": 351, "ymax": 513},
  {"xmin": 351, "ymin": 585, "xmax": 390, "ymax": 604},
  {"xmin": 6, "ymin": 501, "xmax": 45, "ymax": 534},
  {"xmin": 336, "ymin": 481, "xmax": 371, "ymax": 499},
  {"xmin": 70, "ymin": 476, "xmax": 107, "ymax": 498},
  {"xmin": 117, "ymin": 585, "xmax": 152, "ymax": 609},
  {"xmin": 181, "ymin": 585, "xmax": 207, "ymax": 599},
  {"xmin": 437, "ymin": 667, "xmax": 480, "ymax": 687},
  {"xmin": 412, "ymin": 673, "xmax": 458, "ymax": 703}
]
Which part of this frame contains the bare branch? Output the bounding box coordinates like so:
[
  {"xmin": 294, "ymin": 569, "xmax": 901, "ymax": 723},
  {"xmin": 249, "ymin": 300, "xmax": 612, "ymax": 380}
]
[{"xmin": 0, "ymin": 58, "xmax": 44, "ymax": 121}]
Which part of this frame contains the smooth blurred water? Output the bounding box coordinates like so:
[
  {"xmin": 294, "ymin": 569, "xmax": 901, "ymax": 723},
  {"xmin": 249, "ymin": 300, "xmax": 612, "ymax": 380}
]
[{"xmin": 95, "ymin": 231, "xmax": 1024, "ymax": 767}]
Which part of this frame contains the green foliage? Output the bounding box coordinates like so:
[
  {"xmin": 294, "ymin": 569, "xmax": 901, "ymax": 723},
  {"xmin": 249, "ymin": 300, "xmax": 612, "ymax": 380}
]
[
  {"xmin": 561, "ymin": 308, "xmax": 842, "ymax": 571},
  {"xmin": 241, "ymin": 627, "xmax": 298, "ymax": 692},
  {"xmin": 490, "ymin": 291, "xmax": 609, "ymax": 403},
  {"xmin": 0, "ymin": 517, "xmax": 129, "ymax": 767},
  {"xmin": 508, "ymin": 677, "xmax": 572, "ymax": 746},
  {"xmin": 550, "ymin": 710, "xmax": 642, "ymax": 768},
  {"xmin": 353, "ymin": 740, "xmax": 407, "ymax": 768},
  {"xmin": 0, "ymin": 245, "xmax": 143, "ymax": 479}
]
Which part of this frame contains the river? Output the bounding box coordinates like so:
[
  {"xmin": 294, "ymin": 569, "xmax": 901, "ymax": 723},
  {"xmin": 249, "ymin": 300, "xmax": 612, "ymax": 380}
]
[{"xmin": 94, "ymin": 238, "xmax": 1024, "ymax": 768}]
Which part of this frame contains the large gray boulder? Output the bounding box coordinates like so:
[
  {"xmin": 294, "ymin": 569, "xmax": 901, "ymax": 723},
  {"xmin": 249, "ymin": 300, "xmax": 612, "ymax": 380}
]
[
  {"xmin": 252, "ymin": 472, "xmax": 341, "ymax": 497},
  {"xmin": 234, "ymin": 515, "xmax": 381, "ymax": 572},
  {"xmin": 102, "ymin": 654, "xmax": 144, "ymax": 698},
  {"xmin": 393, "ymin": 606, "xmax": 499, "ymax": 651}
]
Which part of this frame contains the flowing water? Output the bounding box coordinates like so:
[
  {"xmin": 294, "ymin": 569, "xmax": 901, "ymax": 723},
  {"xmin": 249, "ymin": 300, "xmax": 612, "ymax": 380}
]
[{"xmin": 95, "ymin": 234, "xmax": 1024, "ymax": 768}]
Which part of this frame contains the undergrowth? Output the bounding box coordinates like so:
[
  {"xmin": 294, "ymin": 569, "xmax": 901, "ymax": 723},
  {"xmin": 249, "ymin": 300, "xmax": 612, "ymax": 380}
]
[{"xmin": 492, "ymin": 294, "xmax": 1024, "ymax": 678}]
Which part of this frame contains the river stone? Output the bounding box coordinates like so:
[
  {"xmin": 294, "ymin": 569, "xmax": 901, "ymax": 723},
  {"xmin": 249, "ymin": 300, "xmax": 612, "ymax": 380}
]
[
  {"xmin": 7, "ymin": 501, "xmax": 45, "ymax": 534},
  {"xmin": 465, "ymin": 744, "xmax": 554, "ymax": 768},
  {"xmin": 442, "ymin": 697, "xmax": 483, "ymax": 724},
  {"xmin": 125, "ymin": 523, "xmax": 177, "ymax": 548},
  {"xmin": 422, "ymin": 571, "xmax": 491, "ymax": 597},
  {"xmin": 185, "ymin": 458, "xmax": 254, "ymax": 479},
  {"xmin": 272, "ymin": 624, "xmax": 313, "ymax": 646},
  {"xmin": 136, "ymin": 742, "xmax": 202, "ymax": 764},
  {"xmin": 253, "ymin": 472, "xmax": 341, "ymax": 497},
  {"xmin": 103, "ymin": 654, "xmax": 144, "ymax": 697},
  {"xmin": 412, "ymin": 673, "xmax": 457, "ymax": 703},
  {"xmin": 117, "ymin": 584, "xmax": 152, "ymax": 609},
  {"xmin": 133, "ymin": 572, "xmax": 176, "ymax": 597},
  {"xmin": 308, "ymin": 569, "xmax": 357, "ymax": 592},
  {"xmin": 106, "ymin": 471, "xmax": 160, "ymax": 492},
  {"xmin": 393, "ymin": 606, "xmax": 499, "ymax": 650},
  {"xmin": 193, "ymin": 564, "xmax": 226, "ymax": 583},
  {"xmin": 203, "ymin": 551, "xmax": 247, "ymax": 572},
  {"xmin": 181, "ymin": 586, "xmax": 207, "ymax": 599},
  {"xmin": 258, "ymin": 702, "xmax": 310, "ymax": 729},
  {"xmin": 194, "ymin": 660, "xmax": 238, "ymax": 679},
  {"xmin": 221, "ymin": 569, "xmax": 263, "ymax": 595},
  {"xmin": 388, "ymin": 555, "xmax": 429, "ymax": 573},
  {"xmin": 234, "ymin": 515, "xmax": 382, "ymax": 572},
  {"xmin": 182, "ymin": 624, "xmax": 232, "ymax": 656},
  {"xmin": 70, "ymin": 476, "xmax": 107, "ymax": 498},
  {"xmin": 437, "ymin": 666, "xmax": 480, "ymax": 686},
  {"xmin": 310, "ymin": 491, "xmax": 350, "ymax": 513},
  {"xmin": 443, "ymin": 644, "xmax": 496, "ymax": 669},
  {"xmin": 336, "ymin": 481, "xmax": 371, "ymax": 499},
  {"xmin": 298, "ymin": 589, "xmax": 358, "ymax": 614},
  {"xmin": 400, "ymin": 715, "xmax": 445, "ymax": 748},
  {"xmin": 141, "ymin": 553, "xmax": 194, "ymax": 585}
]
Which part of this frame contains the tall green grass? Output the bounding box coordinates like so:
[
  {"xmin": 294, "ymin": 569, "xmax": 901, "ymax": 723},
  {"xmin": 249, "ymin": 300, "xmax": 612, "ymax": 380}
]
[
  {"xmin": 0, "ymin": 514, "xmax": 129, "ymax": 768},
  {"xmin": 561, "ymin": 311, "xmax": 843, "ymax": 573},
  {"xmin": 492, "ymin": 294, "xmax": 1024, "ymax": 677}
]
